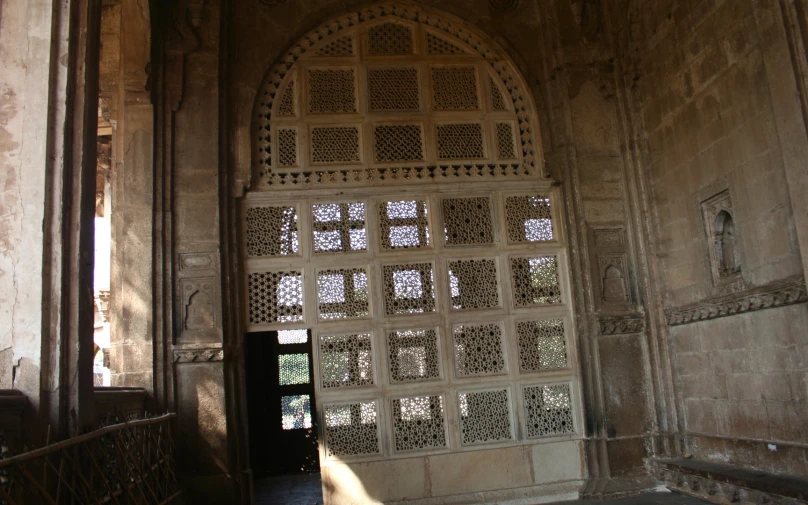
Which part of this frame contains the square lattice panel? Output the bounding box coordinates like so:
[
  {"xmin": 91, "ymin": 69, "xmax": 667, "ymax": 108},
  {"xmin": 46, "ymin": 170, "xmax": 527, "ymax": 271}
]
[
  {"xmin": 459, "ymin": 389, "xmax": 513, "ymax": 445},
  {"xmin": 307, "ymin": 68, "xmax": 357, "ymax": 114},
  {"xmin": 319, "ymin": 333, "xmax": 374, "ymax": 388},
  {"xmin": 248, "ymin": 270, "xmax": 303, "ymax": 324},
  {"xmin": 379, "ymin": 200, "xmax": 430, "ymax": 250},
  {"xmin": 316, "ymin": 268, "xmax": 370, "ymax": 320},
  {"xmin": 453, "ymin": 323, "xmax": 506, "ymax": 377},
  {"xmin": 312, "ymin": 202, "xmax": 367, "ymax": 253},
  {"xmin": 510, "ymin": 256, "xmax": 562, "ymax": 306},
  {"xmin": 431, "ymin": 67, "xmax": 479, "ymax": 110},
  {"xmin": 436, "ymin": 123, "xmax": 485, "ymax": 160},
  {"xmin": 442, "ymin": 196, "xmax": 494, "ymax": 246},
  {"xmin": 517, "ymin": 319, "xmax": 567, "ymax": 371},
  {"xmin": 387, "ymin": 328, "xmax": 441, "ymax": 382},
  {"xmin": 391, "ymin": 395, "xmax": 447, "ymax": 452},
  {"xmin": 324, "ymin": 402, "xmax": 380, "ymax": 457},
  {"xmin": 505, "ymin": 195, "xmax": 554, "ymax": 243},
  {"xmin": 245, "ymin": 206, "xmax": 299, "ymax": 257},
  {"xmin": 448, "ymin": 259, "xmax": 500, "ymax": 310},
  {"xmin": 373, "ymin": 124, "xmax": 424, "ymax": 162},
  {"xmin": 311, "ymin": 126, "xmax": 361, "ymax": 164},
  {"xmin": 523, "ymin": 383, "xmax": 574, "ymax": 438},
  {"xmin": 382, "ymin": 263, "xmax": 436, "ymax": 315},
  {"xmin": 367, "ymin": 68, "xmax": 420, "ymax": 111}
]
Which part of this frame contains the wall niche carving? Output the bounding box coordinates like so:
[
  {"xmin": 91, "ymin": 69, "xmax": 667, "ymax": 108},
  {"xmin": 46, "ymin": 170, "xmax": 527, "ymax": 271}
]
[
  {"xmin": 179, "ymin": 277, "xmax": 220, "ymax": 342},
  {"xmin": 590, "ymin": 226, "xmax": 634, "ymax": 311},
  {"xmin": 701, "ymin": 190, "xmax": 742, "ymax": 285}
]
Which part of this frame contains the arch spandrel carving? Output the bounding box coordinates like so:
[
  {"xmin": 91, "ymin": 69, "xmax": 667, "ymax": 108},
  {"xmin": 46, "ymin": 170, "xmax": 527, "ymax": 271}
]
[{"xmin": 250, "ymin": 2, "xmax": 544, "ymax": 191}]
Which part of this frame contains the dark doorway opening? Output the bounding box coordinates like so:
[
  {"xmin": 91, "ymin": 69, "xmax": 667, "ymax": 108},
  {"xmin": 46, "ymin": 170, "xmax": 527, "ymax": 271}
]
[{"xmin": 245, "ymin": 330, "xmax": 320, "ymax": 476}]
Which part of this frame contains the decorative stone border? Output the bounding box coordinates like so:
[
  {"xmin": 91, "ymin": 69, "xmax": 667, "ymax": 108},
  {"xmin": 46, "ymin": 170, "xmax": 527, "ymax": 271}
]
[
  {"xmin": 173, "ymin": 348, "xmax": 225, "ymax": 363},
  {"xmin": 252, "ymin": 1, "xmax": 540, "ymax": 187},
  {"xmin": 598, "ymin": 316, "xmax": 645, "ymax": 335},
  {"xmin": 665, "ymin": 275, "xmax": 806, "ymax": 326},
  {"xmin": 653, "ymin": 461, "xmax": 808, "ymax": 505}
]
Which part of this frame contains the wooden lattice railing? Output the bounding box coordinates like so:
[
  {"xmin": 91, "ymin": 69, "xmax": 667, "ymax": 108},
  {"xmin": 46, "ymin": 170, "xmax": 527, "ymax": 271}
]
[{"xmin": 0, "ymin": 414, "xmax": 181, "ymax": 505}]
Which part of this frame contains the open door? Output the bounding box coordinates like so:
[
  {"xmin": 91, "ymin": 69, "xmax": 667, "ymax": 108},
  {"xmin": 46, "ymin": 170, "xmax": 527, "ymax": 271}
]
[{"xmin": 245, "ymin": 329, "xmax": 320, "ymax": 475}]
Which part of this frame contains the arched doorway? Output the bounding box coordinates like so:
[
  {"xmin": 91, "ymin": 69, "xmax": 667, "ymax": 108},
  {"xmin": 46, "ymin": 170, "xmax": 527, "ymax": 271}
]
[{"xmin": 242, "ymin": 4, "xmax": 584, "ymax": 503}]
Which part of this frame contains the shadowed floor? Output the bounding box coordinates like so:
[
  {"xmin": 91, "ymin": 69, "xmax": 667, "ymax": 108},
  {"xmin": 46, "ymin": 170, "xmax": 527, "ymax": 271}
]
[{"xmin": 252, "ymin": 476, "xmax": 711, "ymax": 505}]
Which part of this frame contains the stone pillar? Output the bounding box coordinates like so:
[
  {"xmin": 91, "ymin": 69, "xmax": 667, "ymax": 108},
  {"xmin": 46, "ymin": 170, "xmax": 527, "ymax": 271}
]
[
  {"xmin": 0, "ymin": 0, "xmax": 101, "ymax": 440},
  {"xmin": 156, "ymin": 1, "xmax": 234, "ymax": 502},
  {"xmin": 108, "ymin": 0, "xmax": 154, "ymax": 391}
]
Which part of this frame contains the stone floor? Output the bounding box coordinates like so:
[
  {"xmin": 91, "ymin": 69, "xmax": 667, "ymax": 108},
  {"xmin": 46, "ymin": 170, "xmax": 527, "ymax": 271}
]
[{"xmin": 252, "ymin": 474, "xmax": 712, "ymax": 505}]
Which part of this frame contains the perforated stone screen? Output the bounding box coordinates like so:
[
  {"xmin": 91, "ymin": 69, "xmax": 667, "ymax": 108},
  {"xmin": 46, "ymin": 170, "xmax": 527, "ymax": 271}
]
[
  {"xmin": 319, "ymin": 333, "xmax": 374, "ymax": 388},
  {"xmin": 279, "ymin": 354, "xmax": 310, "ymax": 386},
  {"xmin": 248, "ymin": 270, "xmax": 303, "ymax": 324},
  {"xmin": 374, "ymin": 124, "xmax": 424, "ymax": 162},
  {"xmin": 387, "ymin": 328, "xmax": 441, "ymax": 382},
  {"xmin": 505, "ymin": 195, "xmax": 554, "ymax": 242},
  {"xmin": 436, "ymin": 123, "xmax": 485, "ymax": 159},
  {"xmin": 447, "ymin": 259, "xmax": 500, "ymax": 310},
  {"xmin": 510, "ymin": 256, "xmax": 562, "ymax": 306},
  {"xmin": 312, "ymin": 202, "xmax": 367, "ymax": 253},
  {"xmin": 316, "ymin": 268, "xmax": 370, "ymax": 320},
  {"xmin": 379, "ymin": 200, "xmax": 430, "ymax": 250},
  {"xmin": 426, "ymin": 32, "xmax": 467, "ymax": 54},
  {"xmin": 311, "ymin": 126, "xmax": 361, "ymax": 164},
  {"xmin": 307, "ymin": 68, "xmax": 357, "ymax": 114},
  {"xmin": 517, "ymin": 319, "xmax": 567, "ymax": 371},
  {"xmin": 459, "ymin": 389, "xmax": 513, "ymax": 444},
  {"xmin": 392, "ymin": 395, "xmax": 447, "ymax": 452},
  {"xmin": 324, "ymin": 402, "xmax": 379, "ymax": 457},
  {"xmin": 382, "ymin": 263, "xmax": 436, "ymax": 315},
  {"xmin": 523, "ymin": 383, "xmax": 574, "ymax": 438},
  {"xmin": 442, "ymin": 196, "xmax": 494, "ymax": 245},
  {"xmin": 317, "ymin": 36, "xmax": 354, "ymax": 56},
  {"xmin": 453, "ymin": 323, "xmax": 505, "ymax": 377},
  {"xmin": 431, "ymin": 67, "xmax": 479, "ymax": 110},
  {"xmin": 367, "ymin": 68, "xmax": 420, "ymax": 111},
  {"xmin": 245, "ymin": 206, "xmax": 299, "ymax": 257},
  {"xmin": 368, "ymin": 23, "xmax": 414, "ymax": 55}
]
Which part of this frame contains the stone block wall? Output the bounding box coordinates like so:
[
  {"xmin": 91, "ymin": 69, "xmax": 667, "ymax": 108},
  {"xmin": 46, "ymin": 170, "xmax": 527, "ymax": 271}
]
[{"xmin": 631, "ymin": 0, "xmax": 808, "ymax": 476}]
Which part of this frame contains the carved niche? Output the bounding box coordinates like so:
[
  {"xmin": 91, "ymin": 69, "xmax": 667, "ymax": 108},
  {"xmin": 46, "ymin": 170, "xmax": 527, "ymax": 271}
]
[
  {"xmin": 591, "ymin": 227, "xmax": 633, "ymax": 311},
  {"xmin": 701, "ymin": 190, "xmax": 742, "ymax": 286},
  {"xmin": 177, "ymin": 251, "xmax": 221, "ymax": 343}
]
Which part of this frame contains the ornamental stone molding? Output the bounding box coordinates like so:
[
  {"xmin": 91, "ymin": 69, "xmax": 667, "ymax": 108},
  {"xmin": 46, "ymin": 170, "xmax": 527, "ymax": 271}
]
[
  {"xmin": 251, "ymin": 1, "xmax": 542, "ymax": 189},
  {"xmin": 598, "ymin": 315, "xmax": 645, "ymax": 335},
  {"xmin": 665, "ymin": 275, "xmax": 807, "ymax": 326},
  {"xmin": 173, "ymin": 348, "xmax": 225, "ymax": 363}
]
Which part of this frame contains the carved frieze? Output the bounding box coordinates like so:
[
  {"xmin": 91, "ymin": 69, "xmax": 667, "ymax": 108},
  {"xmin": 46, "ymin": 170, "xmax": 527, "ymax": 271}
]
[
  {"xmin": 598, "ymin": 316, "xmax": 645, "ymax": 335},
  {"xmin": 666, "ymin": 275, "xmax": 807, "ymax": 326},
  {"xmin": 173, "ymin": 348, "xmax": 224, "ymax": 363}
]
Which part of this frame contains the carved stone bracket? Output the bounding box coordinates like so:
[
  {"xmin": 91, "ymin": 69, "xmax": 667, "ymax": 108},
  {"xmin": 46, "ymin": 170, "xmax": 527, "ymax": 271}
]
[
  {"xmin": 598, "ymin": 315, "xmax": 645, "ymax": 335},
  {"xmin": 665, "ymin": 275, "xmax": 807, "ymax": 326},
  {"xmin": 173, "ymin": 348, "xmax": 224, "ymax": 363}
]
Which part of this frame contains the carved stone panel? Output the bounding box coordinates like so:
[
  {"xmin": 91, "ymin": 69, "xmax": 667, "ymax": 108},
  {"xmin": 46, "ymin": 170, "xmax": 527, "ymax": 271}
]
[
  {"xmin": 179, "ymin": 277, "xmax": 221, "ymax": 342},
  {"xmin": 590, "ymin": 226, "xmax": 634, "ymax": 312},
  {"xmin": 700, "ymin": 189, "xmax": 742, "ymax": 286}
]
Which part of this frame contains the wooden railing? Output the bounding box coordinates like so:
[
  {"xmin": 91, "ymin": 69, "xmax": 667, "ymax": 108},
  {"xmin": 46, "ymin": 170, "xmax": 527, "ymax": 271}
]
[{"xmin": 0, "ymin": 414, "xmax": 181, "ymax": 505}]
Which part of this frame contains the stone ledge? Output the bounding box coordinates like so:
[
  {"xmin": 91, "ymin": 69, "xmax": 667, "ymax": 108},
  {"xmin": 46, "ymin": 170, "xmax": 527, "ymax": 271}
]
[
  {"xmin": 665, "ymin": 275, "xmax": 806, "ymax": 326},
  {"xmin": 655, "ymin": 458, "xmax": 808, "ymax": 504}
]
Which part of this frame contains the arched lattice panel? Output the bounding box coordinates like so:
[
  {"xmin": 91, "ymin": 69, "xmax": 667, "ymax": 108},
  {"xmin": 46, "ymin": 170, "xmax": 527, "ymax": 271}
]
[{"xmin": 252, "ymin": 3, "xmax": 542, "ymax": 189}]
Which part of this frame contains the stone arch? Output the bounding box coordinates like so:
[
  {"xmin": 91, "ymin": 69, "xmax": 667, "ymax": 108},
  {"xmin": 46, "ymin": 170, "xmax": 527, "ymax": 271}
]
[{"xmin": 249, "ymin": 1, "xmax": 545, "ymax": 189}]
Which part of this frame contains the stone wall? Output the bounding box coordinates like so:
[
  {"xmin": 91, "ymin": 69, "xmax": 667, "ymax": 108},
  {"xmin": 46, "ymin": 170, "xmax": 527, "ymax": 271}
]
[{"xmin": 631, "ymin": 0, "xmax": 808, "ymax": 475}]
